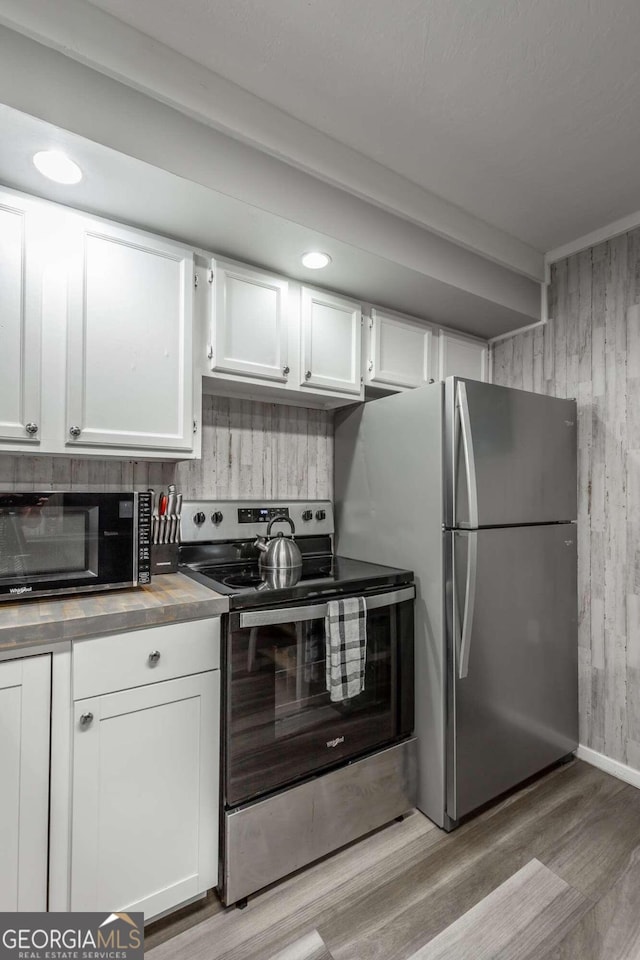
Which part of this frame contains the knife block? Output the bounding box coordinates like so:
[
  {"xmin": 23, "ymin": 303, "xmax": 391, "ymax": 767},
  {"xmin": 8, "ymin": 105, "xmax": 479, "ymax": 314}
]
[{"xmin": 150, "ymin": 543, "xmax": 179, "ymax": 575}]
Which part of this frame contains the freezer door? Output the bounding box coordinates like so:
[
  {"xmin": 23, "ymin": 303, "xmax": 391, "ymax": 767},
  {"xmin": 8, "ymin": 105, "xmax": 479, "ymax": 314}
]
[
  {"xmin": 445, "ymin": 378, "xmax": 577, "ymax": 527},
  {"xmin": 446, "ymin": 524, "xmax": 578, "ymax": 822}
]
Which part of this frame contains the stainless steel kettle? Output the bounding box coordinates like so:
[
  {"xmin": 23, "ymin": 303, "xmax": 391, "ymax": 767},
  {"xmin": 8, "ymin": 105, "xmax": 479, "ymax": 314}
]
[{"xmin": 255, "ymin": 515, "xmax": 302, "ymax": 570}]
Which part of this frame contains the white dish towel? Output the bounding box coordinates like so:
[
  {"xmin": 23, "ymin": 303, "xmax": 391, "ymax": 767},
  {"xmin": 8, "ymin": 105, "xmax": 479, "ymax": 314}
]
[{"xmin": 325, "ymin": 597, "xmax": 367, "ymax": 702}]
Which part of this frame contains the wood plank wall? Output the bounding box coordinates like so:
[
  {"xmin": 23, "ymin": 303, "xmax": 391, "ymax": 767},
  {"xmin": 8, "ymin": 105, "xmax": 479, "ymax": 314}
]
[
  {"xmin": 492, "ymin": 233, "xmax": 640, "ymax": 769},
  {"xmin": 0, "ymin": 455, "xmax": 176, "ymax": 491},
  {"xmin": 175, "ymin": 396, "xmax": 333, "ymax": 500},
  {"xmin": 0, "ymin": 399, "xmax": 334, "ymax": 501}
]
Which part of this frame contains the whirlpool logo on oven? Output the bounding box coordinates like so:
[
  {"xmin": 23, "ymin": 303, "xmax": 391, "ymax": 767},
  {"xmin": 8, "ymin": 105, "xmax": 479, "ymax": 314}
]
[{"xmin": 326, "ymin": 736, "xmax": 345, "ymax": 749}]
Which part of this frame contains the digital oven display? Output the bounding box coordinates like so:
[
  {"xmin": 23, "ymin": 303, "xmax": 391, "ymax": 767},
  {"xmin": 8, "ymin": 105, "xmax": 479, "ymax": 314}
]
[{"xmin": 237, "ymin": 507, "xmax": 290, "ymax": 523}]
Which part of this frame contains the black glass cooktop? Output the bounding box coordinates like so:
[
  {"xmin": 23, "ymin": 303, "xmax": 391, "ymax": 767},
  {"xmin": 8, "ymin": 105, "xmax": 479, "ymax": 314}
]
[{"xmin": 180, "ymin": 553, "xmax": 413, "ymax": 610}]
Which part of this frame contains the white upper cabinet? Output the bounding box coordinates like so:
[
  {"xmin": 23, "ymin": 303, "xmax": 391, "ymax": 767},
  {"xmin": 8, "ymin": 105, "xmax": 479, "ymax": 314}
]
[
  {"xmin": 0, "ymin": 191, "xmax": 42, "ymax": 446},
  {"xmin": 438, "ymin": 329, "xmax": 488, "ymax": 382},
  {"xmin": 0, "ymin": 655, "xmax": 51, "ymax": 912},
  {"xmin": 300, "ymin": 286, "xmax": 362, "ymax": 396},
  {"xmin": 66, "ymin": 218, "xmax": 194, "ymax": 452},
  {"xmin": 210, "ymin": 259, "xmax": 290, "ymax": 383},
  {"xmin": 366, "ymin": 309, "xmax": 433, "ymax": 390}
]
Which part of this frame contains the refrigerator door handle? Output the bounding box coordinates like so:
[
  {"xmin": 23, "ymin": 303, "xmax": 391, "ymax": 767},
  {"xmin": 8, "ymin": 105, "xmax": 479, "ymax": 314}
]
[
  {"xmin": 456, "ymin": 381, "xmax": 479, "ymax": 529},
  {"xmin": 457, "ymin": 531, "xmax": 478, "ymax": 679}
]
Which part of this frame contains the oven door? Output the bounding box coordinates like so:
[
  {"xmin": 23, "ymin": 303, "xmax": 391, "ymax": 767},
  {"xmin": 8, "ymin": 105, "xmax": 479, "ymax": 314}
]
[{"xmin": 224, "ymin": 586, "xmax": 415, "ymax": 807}]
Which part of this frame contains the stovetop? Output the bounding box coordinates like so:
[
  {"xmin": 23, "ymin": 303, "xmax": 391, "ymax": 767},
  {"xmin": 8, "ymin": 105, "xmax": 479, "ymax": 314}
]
[
  {"xmin": 178, "ymin": 499, "xmax": 413, "ymax": 610},
  {"xmin": 179, "ymin": 551, "xmax": 413, "ymax": 610}
]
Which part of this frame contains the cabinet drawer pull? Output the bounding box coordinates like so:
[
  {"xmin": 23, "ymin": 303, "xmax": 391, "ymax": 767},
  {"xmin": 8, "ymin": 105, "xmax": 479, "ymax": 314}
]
[
  {"xmin": 25, "ymin": 422, "xmax": 39, "ymax": 435},
  {"xmin": 79, "ymin": 712, "xmax": 94, "ymax": 727},
  {"xmin": 148, "ymin": 650, "xmax": 161, "ymax": 665},
  {"xmin": 69, "ymin": 425, "xmax": 82, "ymax": 438},
  {"xmin": 282, "ymin": 365, "xmax": 290, "ymax": 377},
  {"xmin": 305, "ymin": 370, "xmax": 312, "ymax": 380}
]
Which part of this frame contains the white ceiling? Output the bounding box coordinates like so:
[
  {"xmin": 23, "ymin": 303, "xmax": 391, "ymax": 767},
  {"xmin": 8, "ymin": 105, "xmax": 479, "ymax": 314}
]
[{"xmin": 82, "ymin": 0, "xmax": 640, "ymax": 252}]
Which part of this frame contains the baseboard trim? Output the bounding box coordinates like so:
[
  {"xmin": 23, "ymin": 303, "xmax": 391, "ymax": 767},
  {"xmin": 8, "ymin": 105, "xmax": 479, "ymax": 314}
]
[{"xmin": 576, "ymin": 745, "xmax": 640, "ymax": 790}]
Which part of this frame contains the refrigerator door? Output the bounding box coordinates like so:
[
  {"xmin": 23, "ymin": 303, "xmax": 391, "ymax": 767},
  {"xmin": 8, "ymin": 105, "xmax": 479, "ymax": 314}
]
[
  {"xmin": 446, "ymin": 524, "xmax": 578, "ymax": 822},
  {"xmin": 445, "ymin": 378, "xmax": 577, "ymax": 528}
]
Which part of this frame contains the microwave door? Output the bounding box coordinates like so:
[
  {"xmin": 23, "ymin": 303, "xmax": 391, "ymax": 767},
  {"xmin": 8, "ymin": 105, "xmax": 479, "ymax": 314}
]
[{"xmin": 0, "ymin": 512, "xmax": 29, "ymax": 581}]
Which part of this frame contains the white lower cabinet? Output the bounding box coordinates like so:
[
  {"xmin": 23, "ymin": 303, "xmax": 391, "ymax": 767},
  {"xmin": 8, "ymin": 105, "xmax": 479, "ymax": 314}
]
[
  {"xmin": 70, "ymin": 670, "xmax": 219, "ymax": 920},
  {"xmin": 0, "ymin": 655, "xmax": 51, "ymax": 911}
]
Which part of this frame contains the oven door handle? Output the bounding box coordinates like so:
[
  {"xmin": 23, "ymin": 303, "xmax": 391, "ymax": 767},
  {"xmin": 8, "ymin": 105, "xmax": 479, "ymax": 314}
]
[{"xmin": 238, "ymin": 586, "xmax": 416, "ymax": 629}]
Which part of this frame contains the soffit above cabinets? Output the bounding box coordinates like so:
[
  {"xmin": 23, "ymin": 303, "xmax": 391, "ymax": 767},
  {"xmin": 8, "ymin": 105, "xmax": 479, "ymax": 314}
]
[
  {"xmin": 0, "ymin": 103, "xmax": 540, "ymax": 339},
  {"xmin": 0, "ymin": 5, "xmax": 544, "ymax": 281},
  {"xmin": 6, "ymin": 0, "xmax": 640, "ymax": 258},
  {"xmin": 0, "ymin": 102, "xmax": 539, "ymax": 339},
  {"xmin": 79, "ymin": 0, "xmax": 640, "ymax": 252}
]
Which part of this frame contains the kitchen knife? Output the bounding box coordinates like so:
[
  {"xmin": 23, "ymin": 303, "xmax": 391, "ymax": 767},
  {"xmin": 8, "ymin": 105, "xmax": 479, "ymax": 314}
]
[{"xmin": 175, "ymin": 494, "xmax": 183, "ymax": 544}]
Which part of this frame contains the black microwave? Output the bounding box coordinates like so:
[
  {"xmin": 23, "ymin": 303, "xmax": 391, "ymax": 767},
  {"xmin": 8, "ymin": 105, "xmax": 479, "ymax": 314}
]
[{"xmin": 0, "ymin": 491, "xmax": 151, "ymax": 602}]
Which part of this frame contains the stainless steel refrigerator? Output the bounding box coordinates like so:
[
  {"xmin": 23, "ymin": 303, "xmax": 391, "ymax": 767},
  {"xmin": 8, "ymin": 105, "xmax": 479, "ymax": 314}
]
[{"xmin": 334, "ymin": 377, "xmax": 578, "ymax": 830}]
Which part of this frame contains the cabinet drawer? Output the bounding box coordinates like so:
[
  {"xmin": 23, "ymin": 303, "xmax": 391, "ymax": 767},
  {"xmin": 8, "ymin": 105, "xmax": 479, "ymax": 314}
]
[{"xmin": 73, "ymin": 618, "xmax": 220, "ymax": 700}]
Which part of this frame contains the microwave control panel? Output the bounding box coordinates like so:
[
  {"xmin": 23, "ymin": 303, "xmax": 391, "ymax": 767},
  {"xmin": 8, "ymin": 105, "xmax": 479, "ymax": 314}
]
[{"xmin": 136, "ymin": 491, "xmax": 152, "ymax": 584}]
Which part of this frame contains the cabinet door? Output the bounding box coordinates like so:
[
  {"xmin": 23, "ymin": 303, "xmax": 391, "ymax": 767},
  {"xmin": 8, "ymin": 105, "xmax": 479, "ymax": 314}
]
[
  {"xmin": 66, "ymin": 219, "xmax": 194, "ymax": 452},
  {"xmin": 0, "ymin": 191, "xmax": 42, "ymax": 445},
  {"xmin": 71, "ymin": 671, "xmax": 219, "ymax": 921},
  {"xmin": 211, "ymin": 260, "xmax": 289, "ymax": 383},
  {"xmin": 367, "ymin": 309, "xmax": 432, "ymax": 390},
  {"xmin": 301, "ymin": 287, "xmax": 362, "ymax": 395},
  {"xmin": 438, "ymin": 329, "xmax": 488, "ymax": 382},
  {"xmin": 0, "ymin": 655, "xmax": 51, "ymax": 911}
]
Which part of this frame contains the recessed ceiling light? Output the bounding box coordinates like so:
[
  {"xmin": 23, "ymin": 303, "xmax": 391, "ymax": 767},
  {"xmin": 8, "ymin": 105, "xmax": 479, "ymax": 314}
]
[
  {"xmin": 301, "ymin": 251, "xmax": 332, "ymax": 270},
  {"xmin": 33, "ymin": 150, "xmax": 83, "ymax": 185}
]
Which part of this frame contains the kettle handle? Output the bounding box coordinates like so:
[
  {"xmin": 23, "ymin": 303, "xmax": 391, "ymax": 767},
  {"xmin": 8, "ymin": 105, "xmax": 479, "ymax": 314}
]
[{"xmin": 266, "ymin": 515, "xmax": 296, "ymax": 538}]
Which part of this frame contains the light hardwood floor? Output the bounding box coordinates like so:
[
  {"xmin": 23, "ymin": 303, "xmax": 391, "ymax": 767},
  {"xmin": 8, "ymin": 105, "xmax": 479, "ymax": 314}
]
[{"xmin": 145, "ymin": 759, "xmax": 640, "ymax": 960}]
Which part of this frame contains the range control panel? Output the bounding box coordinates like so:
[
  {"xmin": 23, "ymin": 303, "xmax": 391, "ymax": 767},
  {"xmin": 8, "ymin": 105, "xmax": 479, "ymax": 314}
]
[{"xmin": 180, "ymin": 500, "xmax": 334, "ymax": 543}]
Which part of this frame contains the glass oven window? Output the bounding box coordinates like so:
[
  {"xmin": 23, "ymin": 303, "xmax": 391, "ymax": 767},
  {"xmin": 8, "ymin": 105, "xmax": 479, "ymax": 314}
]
[
  {"xmin": 0, "ymin": 503, "xmax": 99, "ymax": 583},
  {"xmin": 226, "ymin": 599, "xmax": 411, "ymax": 806}
]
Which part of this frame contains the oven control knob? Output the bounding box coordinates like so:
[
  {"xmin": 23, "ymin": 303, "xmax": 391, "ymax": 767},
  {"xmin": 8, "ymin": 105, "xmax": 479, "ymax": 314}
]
[
  {"xmin": 301, "ymin": 510, "xmax": 313, "ymax": 521},
  {"xmin": 316, "ymin": 509, "xmax": 326, "ymax": 521},
  {"xmin": 193, "ymin": 511, "xmax": 206, "ymax": 525},
  {"xmin": 211, "ymin": 511, "xmax": 224, "ymax": 524}
]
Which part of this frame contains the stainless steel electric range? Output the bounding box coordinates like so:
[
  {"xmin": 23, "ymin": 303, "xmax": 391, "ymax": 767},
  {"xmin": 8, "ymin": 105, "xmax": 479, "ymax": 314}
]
[{"xmin": 179, "ymin": 499, "xmax": 417, "ymax": 906}]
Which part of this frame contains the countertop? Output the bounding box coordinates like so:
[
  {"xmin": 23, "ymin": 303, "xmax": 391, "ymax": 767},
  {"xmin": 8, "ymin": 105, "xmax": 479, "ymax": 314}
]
[{"xmin": 0, "ymin": 573, "xmax": 229, "ymax": 653}]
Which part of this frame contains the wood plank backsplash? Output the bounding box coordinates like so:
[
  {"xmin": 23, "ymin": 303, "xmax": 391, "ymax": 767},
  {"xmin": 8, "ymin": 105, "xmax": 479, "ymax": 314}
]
[
  {"xmin": 0, "ymin": 397, "xmax": 334, "ymax": 501},
  {"xmin": 0, "ymin": 455, "xmax": 176, "ymax": 491},
  {"xmin": 492, "ymin": 232, "xmax": 640, "ymax": 770},
  {"xmin": 175, "ymin": 396, "xmax": 334, "ymax": 500}
]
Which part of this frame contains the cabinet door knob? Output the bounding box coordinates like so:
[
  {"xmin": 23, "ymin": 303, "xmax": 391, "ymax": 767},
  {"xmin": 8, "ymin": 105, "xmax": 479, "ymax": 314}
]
[
  {"xmin": 148, "ymin": 650, "xmax": 161, "ymax": 664},
  {"xmin": 282, "ymin": 365, "xmax": 290, "ymax": 377},
  {"xmin": 69, "ymin": 425, "xmax": 82, "ymax": 438},
  {"xmin": 79, "ymin": 712, "xmax": 94, "ymax": 727},
  {"xmin": 305, "ymin": 370, "xmax": 312, "ymax": 380},
  {"xmin": 25, "ymin": 422, "xmax": 39, "ymax": 435}
]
